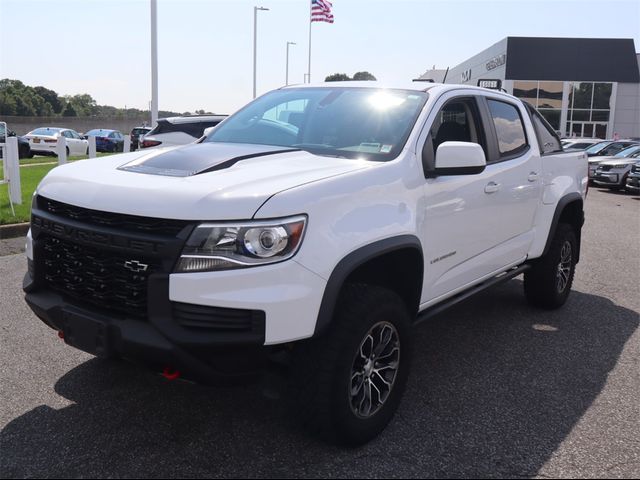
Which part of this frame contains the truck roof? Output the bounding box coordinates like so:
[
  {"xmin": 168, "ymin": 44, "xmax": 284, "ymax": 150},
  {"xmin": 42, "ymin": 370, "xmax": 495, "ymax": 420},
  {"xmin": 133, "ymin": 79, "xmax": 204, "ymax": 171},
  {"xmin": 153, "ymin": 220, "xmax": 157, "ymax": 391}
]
[{"xmin": 280, "ymin": 81, "xmax": 520, "ymax": 101}]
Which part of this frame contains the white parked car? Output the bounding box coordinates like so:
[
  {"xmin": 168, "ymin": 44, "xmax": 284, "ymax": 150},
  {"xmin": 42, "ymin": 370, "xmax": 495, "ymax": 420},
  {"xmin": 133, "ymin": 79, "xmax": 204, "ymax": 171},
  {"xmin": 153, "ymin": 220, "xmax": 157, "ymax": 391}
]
[
  {"xmin": 24, "ymin": 127, "xmax": 89, "ymax": 157},
  {"xmin": 140, "ymin": 115, "xmax": 227, "ymax": 149}
]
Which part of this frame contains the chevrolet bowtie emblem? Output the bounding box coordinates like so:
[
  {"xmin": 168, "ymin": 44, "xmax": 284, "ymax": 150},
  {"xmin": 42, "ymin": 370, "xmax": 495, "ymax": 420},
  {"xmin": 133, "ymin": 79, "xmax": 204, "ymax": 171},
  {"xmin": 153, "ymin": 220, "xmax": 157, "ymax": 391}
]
[{"xmin": 124, "ymin": 260, "xmax": 149, "ymax": 273}]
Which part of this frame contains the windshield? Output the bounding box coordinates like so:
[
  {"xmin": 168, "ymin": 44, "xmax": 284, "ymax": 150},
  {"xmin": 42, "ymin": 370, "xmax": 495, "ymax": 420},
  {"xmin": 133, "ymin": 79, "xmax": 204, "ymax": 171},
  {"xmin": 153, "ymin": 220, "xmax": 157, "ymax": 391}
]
[
  {"xmin": 585, "ymin": 141, "xmax": 611, "ymax": 154},
  {"xmin": 204, "ymin": 87, "xmax": 428, "ymax": 161},
  {"xmin": 613, "ymin": 145, "xmax": 640, "ymax": 158}
]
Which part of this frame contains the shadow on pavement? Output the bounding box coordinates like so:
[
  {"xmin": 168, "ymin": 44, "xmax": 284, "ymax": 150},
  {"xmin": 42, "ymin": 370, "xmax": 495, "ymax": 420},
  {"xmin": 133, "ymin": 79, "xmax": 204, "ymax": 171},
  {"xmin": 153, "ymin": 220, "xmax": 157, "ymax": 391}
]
[{"xmin": 1, "ymin": 280, "xmax": 638, "ymax": 478}]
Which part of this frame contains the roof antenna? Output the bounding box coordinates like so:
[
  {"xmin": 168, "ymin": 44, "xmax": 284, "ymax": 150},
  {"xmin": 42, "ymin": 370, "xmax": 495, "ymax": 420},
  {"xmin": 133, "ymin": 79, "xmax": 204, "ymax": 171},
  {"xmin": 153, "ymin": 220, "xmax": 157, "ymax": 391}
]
[{"xmin": 442, "ymin": 67, "xmax": 450, "ymax": 84}]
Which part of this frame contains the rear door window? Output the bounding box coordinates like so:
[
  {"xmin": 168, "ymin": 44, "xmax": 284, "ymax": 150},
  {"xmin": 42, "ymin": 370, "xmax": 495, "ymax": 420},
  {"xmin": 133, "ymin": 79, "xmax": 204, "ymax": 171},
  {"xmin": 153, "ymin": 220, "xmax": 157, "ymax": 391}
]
[{"xmin": 487, "ymin": 99, "xmax": 528, "ymax": 159}]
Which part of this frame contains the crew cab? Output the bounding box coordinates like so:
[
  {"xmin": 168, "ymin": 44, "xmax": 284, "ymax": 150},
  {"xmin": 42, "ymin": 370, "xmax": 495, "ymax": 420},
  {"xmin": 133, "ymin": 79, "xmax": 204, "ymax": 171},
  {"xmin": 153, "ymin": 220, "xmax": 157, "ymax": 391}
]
[{"xmin": 23, "ymin": 83, "xmax": 587, "ymax": 445}]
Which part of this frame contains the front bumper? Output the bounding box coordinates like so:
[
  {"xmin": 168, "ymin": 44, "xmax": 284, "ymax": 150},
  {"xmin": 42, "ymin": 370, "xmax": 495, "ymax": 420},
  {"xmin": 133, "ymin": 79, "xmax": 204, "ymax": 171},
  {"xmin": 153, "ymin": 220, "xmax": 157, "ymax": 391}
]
[
  {"xmin": 593, "ymin": 172, "xmax": 625, "ymax": 187},
  {"xmin": 626, "ymin": 174, "xmax": 640, "ymax": 193},
  {"xmin": 24, "ymin": 197, "xmax": 327, "ymax": 382},
  {"xmin": 24, "ymin": 270, "xmax": 270, "ymax": 383}
]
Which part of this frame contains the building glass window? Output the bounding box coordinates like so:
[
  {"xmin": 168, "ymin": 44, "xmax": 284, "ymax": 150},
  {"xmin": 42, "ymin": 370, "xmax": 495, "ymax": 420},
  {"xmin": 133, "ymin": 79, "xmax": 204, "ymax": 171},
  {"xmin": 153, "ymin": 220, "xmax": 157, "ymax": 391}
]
[{"xmin": 567, "ymin": 81, "xmax": 613, "ymax": 138}]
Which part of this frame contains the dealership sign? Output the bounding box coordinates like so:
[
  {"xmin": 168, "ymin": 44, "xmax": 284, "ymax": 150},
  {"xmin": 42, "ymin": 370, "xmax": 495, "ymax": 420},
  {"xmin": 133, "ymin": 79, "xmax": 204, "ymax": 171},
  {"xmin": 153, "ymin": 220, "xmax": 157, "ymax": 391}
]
[{"xmin": 486, "ymin": 54, "xmax": 506, "ymax": 71}]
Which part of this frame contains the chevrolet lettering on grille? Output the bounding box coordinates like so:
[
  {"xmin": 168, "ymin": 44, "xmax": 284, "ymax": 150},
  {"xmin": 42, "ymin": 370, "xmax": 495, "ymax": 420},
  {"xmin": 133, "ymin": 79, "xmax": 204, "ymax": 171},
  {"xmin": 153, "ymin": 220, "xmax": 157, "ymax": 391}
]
[{"xmin": 124, "ymin": 260, "xmax": 149, "ymax": 273}]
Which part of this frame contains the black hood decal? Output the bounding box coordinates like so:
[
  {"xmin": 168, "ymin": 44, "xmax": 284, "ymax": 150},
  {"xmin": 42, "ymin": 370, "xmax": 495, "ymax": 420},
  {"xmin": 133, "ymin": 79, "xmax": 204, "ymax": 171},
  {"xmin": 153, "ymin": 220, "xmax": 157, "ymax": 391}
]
[{"xmin": 118, "ymin": 143, "xmax": 299, "ymax": 177}]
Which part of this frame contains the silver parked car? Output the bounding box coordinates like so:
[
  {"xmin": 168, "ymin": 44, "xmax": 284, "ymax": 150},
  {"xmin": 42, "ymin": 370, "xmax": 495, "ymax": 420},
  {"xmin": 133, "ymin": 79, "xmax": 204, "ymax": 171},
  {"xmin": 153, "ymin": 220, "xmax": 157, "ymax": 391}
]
[{"xmin": 593, "ymin": 145, "xmax": 640, "ymax": 190}]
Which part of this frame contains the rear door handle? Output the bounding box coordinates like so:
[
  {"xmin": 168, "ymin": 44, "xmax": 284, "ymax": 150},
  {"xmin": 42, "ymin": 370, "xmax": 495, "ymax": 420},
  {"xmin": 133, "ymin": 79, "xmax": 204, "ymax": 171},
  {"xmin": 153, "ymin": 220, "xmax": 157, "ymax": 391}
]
[
  {"xmin": 528, "ymin": 172, "xmax": 540, "ymax": 182},
  {"xmin": 484, "ymin": 182, "xmax": 501, "ymax": 194}
]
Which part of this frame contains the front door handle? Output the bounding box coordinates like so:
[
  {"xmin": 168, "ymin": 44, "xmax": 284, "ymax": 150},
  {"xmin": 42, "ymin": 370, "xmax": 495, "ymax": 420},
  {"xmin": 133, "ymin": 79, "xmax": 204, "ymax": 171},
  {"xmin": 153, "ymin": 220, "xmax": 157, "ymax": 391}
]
[
  {"xmin": 528, "ymin": 172, "xmax": 540, "ymax": 182},
  {"xmin": 484, "ymin": 182, "xmax": 501, "ymax": 194}
]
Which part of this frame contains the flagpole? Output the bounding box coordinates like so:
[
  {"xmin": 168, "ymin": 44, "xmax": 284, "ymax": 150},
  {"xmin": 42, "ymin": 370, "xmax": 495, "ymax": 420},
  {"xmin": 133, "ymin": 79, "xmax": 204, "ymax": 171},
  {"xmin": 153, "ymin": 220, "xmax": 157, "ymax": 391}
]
[{"xmin": 307, "ymin": 1, "xmax": 313, "ymax": 83}]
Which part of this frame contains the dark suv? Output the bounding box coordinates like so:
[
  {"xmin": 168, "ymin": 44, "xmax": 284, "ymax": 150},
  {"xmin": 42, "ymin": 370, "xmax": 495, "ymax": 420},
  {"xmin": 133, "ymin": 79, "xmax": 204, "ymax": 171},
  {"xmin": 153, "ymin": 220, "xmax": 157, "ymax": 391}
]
[{"xmin": 130, "ymin": 126, "xmax": 152, "ymax": 151}]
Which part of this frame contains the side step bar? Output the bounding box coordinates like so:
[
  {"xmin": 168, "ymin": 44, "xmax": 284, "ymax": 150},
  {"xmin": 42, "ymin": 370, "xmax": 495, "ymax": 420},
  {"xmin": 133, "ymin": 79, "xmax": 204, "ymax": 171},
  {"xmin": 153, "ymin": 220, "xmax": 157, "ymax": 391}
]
[{"xmin": 415, "ymin": 264, "xmax": 531, "ymax": 325}]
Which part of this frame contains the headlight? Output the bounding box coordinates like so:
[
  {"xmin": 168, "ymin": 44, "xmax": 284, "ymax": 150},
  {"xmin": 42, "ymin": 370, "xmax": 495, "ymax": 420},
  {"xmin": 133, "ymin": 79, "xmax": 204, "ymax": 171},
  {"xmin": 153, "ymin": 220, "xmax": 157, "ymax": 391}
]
[
  {"xmin": 610, "ymin": 164, "xmax": 629, "ymax": 170},
  {"xmin": 175, "ymin": 215, "xmax": 307, "ymax": 272}
]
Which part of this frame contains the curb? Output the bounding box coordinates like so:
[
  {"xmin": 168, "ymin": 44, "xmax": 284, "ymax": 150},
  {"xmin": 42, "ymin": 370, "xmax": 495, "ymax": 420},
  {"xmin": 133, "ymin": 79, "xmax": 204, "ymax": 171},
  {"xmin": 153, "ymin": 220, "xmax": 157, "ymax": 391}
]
[{"xmin": 0, "ymin": 222, "xmax": 29, "ymax": 240}]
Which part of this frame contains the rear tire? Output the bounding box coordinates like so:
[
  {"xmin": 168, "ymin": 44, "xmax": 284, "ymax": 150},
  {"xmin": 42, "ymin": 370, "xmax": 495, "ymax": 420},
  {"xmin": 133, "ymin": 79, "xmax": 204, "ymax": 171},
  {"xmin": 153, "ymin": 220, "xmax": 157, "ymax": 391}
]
[
  {"xmin": 524, "ymin": 223, "xmax": 577, "ymax": 309},
  {"xmin": 289, "ymin": 284, "xmax": 413, "ymax": 445}
]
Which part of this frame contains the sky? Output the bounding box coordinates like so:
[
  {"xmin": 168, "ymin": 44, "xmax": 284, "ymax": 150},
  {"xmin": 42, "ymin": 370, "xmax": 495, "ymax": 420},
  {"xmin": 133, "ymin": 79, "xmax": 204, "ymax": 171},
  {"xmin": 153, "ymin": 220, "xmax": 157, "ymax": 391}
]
[{"xmin": 1, "ymin": 0, "xmax": 639, "ymax": 115}]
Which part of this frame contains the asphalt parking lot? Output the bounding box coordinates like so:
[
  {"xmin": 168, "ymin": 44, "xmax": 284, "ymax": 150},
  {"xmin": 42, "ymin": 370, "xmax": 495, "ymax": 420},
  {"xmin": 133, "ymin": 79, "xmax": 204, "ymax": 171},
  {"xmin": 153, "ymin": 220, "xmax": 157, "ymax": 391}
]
[{"xmin": 1, "ymin": 188, "xmax": 638, "ymax": 478}]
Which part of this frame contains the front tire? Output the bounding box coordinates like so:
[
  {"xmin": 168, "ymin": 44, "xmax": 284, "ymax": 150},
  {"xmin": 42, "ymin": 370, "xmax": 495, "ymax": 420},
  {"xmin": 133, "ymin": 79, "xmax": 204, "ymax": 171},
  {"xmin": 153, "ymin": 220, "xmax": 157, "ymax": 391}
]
[
  {"xmin": 289, "ymin": 284, "xmax": 413, "ymax": 445},
  {"xmin": 524, "ymin": 223, "xmax": 577, "ymax": 309}
]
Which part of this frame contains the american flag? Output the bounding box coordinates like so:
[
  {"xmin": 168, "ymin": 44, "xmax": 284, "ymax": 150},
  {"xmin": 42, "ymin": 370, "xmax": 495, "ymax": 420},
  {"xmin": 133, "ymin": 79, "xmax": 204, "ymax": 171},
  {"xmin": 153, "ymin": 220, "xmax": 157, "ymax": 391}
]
[{"xmin": 311, "ymin": 0, "xmax": 334, "ymax": 23}]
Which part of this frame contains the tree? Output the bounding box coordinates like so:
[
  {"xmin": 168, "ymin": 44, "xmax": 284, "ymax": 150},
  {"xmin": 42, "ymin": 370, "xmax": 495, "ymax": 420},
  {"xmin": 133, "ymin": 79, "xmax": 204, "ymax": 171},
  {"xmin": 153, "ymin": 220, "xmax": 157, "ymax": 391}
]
[
  {"xmin": 34, "ymin": 86, "xmax": 63, "ymax": 114},
  {"xmin": 62, "ymin": 102, "xmax": 77, "ymax": 117},
  {"xmin": 325, "ymin": 73, "xmax": 351, "ymax": 82},
  {"xmin": 353, "ymin": 71, "xmax": 377, "ymax": 81}
]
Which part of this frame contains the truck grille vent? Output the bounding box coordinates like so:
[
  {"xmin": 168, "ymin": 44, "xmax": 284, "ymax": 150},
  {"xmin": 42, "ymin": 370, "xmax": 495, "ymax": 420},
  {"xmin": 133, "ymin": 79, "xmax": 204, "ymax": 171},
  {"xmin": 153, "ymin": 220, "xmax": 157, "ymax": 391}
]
[
  {"xmin": 38, "ymin": 196, "xmax": 190, "ymax": 236},
  {"xmin": 42, "ymin": 235, "xmax": 160, "ymax": 318},
  {"xmin": 172, "ymin": 302, "xmax": 265, "ymax": 332}
]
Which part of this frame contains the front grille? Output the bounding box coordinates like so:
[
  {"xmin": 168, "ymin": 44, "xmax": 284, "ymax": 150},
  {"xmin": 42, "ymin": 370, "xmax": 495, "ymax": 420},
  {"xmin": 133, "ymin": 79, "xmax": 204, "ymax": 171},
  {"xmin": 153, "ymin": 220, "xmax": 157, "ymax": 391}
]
[
  {"xmin": 38, "ymin": 196, "xmax": 189, "ymax": 236},
  {"xmin": 172, "ymin": 302, "xmax": 265, "ymax": 332},
  {"xmin": 42, "ymin": 235, "xmax": 160, "ymax": 317},
  {"xmin": 632, "ymin": 164, "xmax": 640, "ymax": 174}
]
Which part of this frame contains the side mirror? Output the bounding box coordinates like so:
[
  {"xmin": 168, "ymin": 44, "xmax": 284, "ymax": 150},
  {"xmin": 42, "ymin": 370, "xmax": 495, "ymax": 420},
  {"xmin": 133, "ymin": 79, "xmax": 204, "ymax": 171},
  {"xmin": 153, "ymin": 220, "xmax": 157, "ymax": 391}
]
[
  {"xmin": 8, "ymin": 130, "xmax": 16, "ymax": 137},
  {"xmin": 434, "ymin": 141, "xmax": 486, "ymax": 175},
  {"xmin": 203, "ymin": 126, "xmax": 216, "ymax": 137}
]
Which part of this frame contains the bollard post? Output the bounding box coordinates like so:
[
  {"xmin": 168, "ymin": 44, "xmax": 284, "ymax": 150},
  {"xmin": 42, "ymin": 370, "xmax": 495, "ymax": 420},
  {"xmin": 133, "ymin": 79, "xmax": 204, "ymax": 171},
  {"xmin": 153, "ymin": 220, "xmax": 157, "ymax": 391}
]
[
  {"xmin": 56, "ymin": 136, "xmax": 67, "ymax": 165},
  {"xmin": 5, "ymin": 136, "xmax": 22, "ymax": 205},
  {"xmin": 88, "ymin": 136, "xmax": 97, "ymax": 158},
  {"xmin": 123, "ymin": 135, "xmax": 131, "ymax": 153}
]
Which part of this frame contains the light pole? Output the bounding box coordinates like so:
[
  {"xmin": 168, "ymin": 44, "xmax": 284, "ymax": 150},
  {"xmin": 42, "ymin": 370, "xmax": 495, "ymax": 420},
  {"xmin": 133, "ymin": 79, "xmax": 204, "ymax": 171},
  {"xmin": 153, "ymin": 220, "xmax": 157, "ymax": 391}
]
[
  {"xmin": 253, "ymin": 6, "xmax": 269, "ymax": 99},
  {"xmin": 285, "ymin": 41, "xmax": 296, "ymax": 86},
  {"xmin": 150, "ymin": 0, "xmax": 158, "ymax": 125}
]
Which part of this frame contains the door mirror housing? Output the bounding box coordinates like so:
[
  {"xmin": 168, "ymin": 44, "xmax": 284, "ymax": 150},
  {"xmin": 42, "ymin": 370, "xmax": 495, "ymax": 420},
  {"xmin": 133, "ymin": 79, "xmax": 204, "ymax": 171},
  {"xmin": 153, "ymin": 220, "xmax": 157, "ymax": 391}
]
[
  {"xmin": 203, "ymin": 126, "xmax": 216, "ymax": 137},
  {"xmin": 434, "ymin": 141, "xmax": 486, "ymax": 175}
]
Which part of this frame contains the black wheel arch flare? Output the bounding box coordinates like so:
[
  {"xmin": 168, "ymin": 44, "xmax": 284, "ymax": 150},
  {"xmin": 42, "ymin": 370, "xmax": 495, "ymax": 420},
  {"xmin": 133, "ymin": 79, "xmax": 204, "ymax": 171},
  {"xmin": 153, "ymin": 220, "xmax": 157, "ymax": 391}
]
[{"xmin": 313, "ymin": 235, "xmax": 424, "ymax": 337}]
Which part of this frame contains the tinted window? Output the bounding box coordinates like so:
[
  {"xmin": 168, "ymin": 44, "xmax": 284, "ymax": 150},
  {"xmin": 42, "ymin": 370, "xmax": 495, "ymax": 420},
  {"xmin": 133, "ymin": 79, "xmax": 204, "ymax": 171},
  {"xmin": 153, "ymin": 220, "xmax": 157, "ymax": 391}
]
[
  {"xmin": 149, "ymin": 120, "xmax": 224, "ymax": 139},
  {"xmin": 487, "ymin": 100, "xmax": 528, "ymax": 157},
  {"xmin": 525, "ymin": 104, "xmax": 561, "ymax": 154}
]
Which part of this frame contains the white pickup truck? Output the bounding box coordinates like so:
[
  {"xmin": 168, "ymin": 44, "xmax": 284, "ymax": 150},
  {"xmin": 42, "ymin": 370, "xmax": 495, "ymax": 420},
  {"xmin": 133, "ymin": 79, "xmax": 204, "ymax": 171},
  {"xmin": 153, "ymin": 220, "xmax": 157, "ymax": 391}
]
[{"xmin": 24, "ymin": 82, "xmax": 587, "ymax": 445}]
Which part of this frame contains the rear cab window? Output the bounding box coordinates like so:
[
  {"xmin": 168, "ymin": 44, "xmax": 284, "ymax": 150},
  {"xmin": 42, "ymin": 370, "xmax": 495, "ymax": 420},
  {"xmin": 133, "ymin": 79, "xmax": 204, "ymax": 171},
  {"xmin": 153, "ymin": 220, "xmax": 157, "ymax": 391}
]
[{"xmin": 523, "ymin": 103, "xmax": 562, "ymax": 155}]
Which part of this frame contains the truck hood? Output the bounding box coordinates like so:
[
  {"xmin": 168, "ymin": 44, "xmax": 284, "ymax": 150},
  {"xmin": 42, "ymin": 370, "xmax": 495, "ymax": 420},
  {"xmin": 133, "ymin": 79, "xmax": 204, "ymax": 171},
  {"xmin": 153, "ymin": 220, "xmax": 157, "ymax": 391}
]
[{"xmin": 37, "ymin": 143, "xmax": 369, "ymax": 220}]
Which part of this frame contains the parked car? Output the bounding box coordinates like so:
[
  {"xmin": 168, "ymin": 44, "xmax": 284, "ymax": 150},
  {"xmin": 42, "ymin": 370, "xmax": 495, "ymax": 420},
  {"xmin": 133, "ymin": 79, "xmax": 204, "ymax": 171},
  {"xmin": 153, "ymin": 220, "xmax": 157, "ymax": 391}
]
[
  {"xmin": 584, "ymin": 140, "xmax": 638, "ymax": 158},
  {"xmin": 130, "ymin": 126, "xmax": 151, "ymax": 151},
  {"xmin": 139, "ymin": 115, "xmax": 227, "ymax": 149},
  {"xmin": 624, "ymin": 161, "xmax": 640, "ymax": 194},
  {"xmin": 593, "ymin": 145, "xmax": 640, "ymax": 190},
  {"xmin": 589, "ymin": 144, "xmax": 640, "ymax": 180},
  {"xmin": 0, "ymin": 123, "xmax": 32, "ymax": 159},
  {"xmin": 83, "ymin": 129, "xmax": 124, "ymax": 153},
  {"xmin": 24, "ymin": 127, "xmax": 88, "ymax": 157},
  {"xmin": 561, "ymin": 138, "xmax": 602, "ymax": 151}
]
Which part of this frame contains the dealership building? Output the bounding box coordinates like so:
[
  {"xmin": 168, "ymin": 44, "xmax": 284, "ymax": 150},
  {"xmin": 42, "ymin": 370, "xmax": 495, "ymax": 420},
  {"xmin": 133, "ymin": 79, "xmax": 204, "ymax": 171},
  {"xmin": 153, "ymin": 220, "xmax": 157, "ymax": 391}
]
[{"xmin": 418, "ymin": 37, "xmax": 640, "ymax": 139}]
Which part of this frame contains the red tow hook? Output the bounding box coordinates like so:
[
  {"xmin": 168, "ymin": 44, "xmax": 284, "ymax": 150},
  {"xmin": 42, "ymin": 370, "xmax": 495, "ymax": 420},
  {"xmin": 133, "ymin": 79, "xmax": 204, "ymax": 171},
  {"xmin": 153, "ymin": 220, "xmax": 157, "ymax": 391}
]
[
  {"xmin": 57, "ymin": 331, "xmax": 65, "ymax": 339},
  {"xmin": 162, "ymin": 367, "xmax": 181, "ymax": 381}
]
